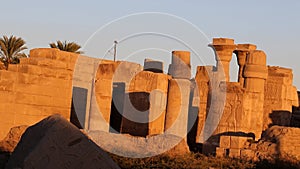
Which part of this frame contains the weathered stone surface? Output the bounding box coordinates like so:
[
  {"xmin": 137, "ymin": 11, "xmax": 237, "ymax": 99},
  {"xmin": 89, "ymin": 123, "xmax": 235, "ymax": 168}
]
[
  {"xmin": 230, "ymin": 136, "xmax": 252, "ymax": 149},
  {"xmin": 213, "ymin": 38, "xmax": 234, "ymax": 45},
  {"xmin": 112, "ymin": 61, "xmax": 143, "ymax": 89},
  {"xmin": 243, "ymin": 50, "xmax": 268, "ymax": 92},
  {"xmin": 213, "ymin": 82, "xmax": 245, "ymax": 135},
  {"xmin": 194, "ymin": 66, "xmax": 210, "ymax": 143},
  {"xmin": 121, "ymin": 71, "xmax": 169, "ymax": 136},
  {"xmin": 215, "ymin": 147, "xmax": 225, "ymax": 157},
  {"xmin": 243, "ymin": 91, "xmax": 265, "ymax": 140},
  {"xmin": 165, "ymin": 79, "xmax": 191, "ymax": 138},
  {"xmin": 228, "ymin": 148, "xmax": 241, "ymax": 158},
  {"xmin": 168, "ymin": 51, "xmax": 191, "ymax": 79},
  {"xmin": 243, "ymin": 50, "xmax": 267, "ymax": 140},
  {"xmin": 240, "ymin": 149, "xmax": 255, "ymax": 159},
  {"xmin": 6, "ymin": 115, "xmax": 120, "ymax": 169},
  {"xmin": 72, "ymin": 55, "xmax": 101, "ymax": 130},
  {"xmin": 88, "ymin": 131, "xmax": 189, "ymax": 158},
  {"xmin": 262, "ymin": 126, "xmax": 300, "ymax": 160},
  {"xmin": 219, "ymin": 135, "xmax": 252, "ymax": 149},
  {"xmin": 210, "ymin": 38, "xmax": 236, "ymax": 82},
  {"xmin": 144, "ymin": 58, "xmax": 163, "ymax": 73},
  {"xmin": 219, "ymin": 136, "xmax": 231, "ymax": 148},
  {"xmin": 234, "ymin": 44, "xmax": 257, "ymax": 86},
  {"xmin": 263, "ymin": 66, "xmax": 299, "ymax": 130},
  {"xmin": 0, "ymin": 125, "xmax": 28, "ymax": 153},
  {"xmin": 0, "ymin": 48, "xmax": 76, "ymax": 140}
]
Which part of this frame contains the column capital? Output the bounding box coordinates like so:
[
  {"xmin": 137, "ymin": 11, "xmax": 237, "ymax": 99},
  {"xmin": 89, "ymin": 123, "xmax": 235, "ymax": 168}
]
[
  {"xmin": 236, "ymin": 44, "xmax": 257, "ymax": 51},
  {"xmin": 209, "ymin": 38, "xmax": 237, "ymax": 52},
  {"xmin": 234, "ymin": 44, "xmax": 257, "ymax": 66},
  {"xmin": 208, "ymin": 38, "xmax": 236, "ymax": 82}
]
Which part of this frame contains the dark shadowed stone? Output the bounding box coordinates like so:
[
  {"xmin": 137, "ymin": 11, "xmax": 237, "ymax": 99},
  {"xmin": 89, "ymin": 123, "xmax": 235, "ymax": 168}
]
[{"xmin": 6, "ymin": 115, "xmax": 120, "ymax": 169}]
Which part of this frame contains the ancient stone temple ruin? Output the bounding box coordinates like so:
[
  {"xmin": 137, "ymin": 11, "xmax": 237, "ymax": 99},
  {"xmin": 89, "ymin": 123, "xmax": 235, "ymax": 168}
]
[
  {"xmin": 194, "ymin": 38, "xmax": 299, "ymax": 157},
  {"xmin": 0, "ymin": 38, "xmax": 299, "ymax": 158}
]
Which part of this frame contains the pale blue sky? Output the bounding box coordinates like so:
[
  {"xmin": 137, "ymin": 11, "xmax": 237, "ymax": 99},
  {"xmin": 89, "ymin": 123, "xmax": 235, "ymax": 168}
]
[{"xmin": 1, "ymin": 0, "xmax": 299, "ymax": 89}]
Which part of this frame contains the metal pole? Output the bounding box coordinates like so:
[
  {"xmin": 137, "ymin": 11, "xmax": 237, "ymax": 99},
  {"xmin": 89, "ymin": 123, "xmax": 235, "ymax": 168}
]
[{"xmin": 113, "ymin": 40, "xmax": 118, "ymax": 62}]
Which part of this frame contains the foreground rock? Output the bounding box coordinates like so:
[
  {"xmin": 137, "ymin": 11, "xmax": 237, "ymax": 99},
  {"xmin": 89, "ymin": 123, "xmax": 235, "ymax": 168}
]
[
  {"xmin": 0, "ymin": 125, "xmax": 28, "ymax": 153},
  {"xmin": 0, "ymin": 125, "xmax": 28, "ymax": 169},
  {"xmin": 6, "ymin": 115, "xmax": 120, "ymax": 169}
]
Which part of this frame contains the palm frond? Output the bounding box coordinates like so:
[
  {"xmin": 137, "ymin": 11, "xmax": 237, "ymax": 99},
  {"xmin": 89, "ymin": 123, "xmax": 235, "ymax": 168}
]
[
  {"xmin": 49, "ymin": 40, "xmax": 83, "ymax": 54},
  {"xmin": 0, "ymin": 35, "xmax": 27, "ymax": 66}
]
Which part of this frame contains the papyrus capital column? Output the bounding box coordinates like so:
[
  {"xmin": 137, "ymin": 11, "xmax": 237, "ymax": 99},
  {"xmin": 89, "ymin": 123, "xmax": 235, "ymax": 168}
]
[
  {"xmin": 209, "ymin": 38, "xmax": 236, "ymax": 82},
  {"xmin": 234, "ymin": 44, "xmax": 257, "ymax": 86}
]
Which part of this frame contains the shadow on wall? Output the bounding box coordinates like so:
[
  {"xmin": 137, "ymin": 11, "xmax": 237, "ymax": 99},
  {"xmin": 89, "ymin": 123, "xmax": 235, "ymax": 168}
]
[
  {"xmin": 120, "ymin": 92, "xmax": 150, "ymax": 137},
  {"xmin": 70, "ymin": 87, "xmax": 88, "ymax": 129},
  {"xmin": 69, "ymin": 83, "xmax": 151, "ymax": 137},
  {"xmin": 269, "ymin": 110, "xmax": 292, "ymax": 128},
  {"xmin": 109, "ymin": 82, "xmax": 125, "ymax": 133},
  {"xmin": 291, "ymin": 92, "xmax": 300, "ymax": 127},
  {"xmin": 187, "ymin": 82, "xmax": 201, "ymax": 153},
  {"xmin": 70, "ymin": 100, "xmax": 83, "ymax": 129}
]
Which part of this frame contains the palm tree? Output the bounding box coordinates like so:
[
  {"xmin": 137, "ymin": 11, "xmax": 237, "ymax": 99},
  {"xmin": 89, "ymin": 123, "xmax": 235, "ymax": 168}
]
[
  {"xmin": 49, "ymin": 40, "xmax": 83, "ymax": 54},
  {"xmin": 0, "ymin": 35, "xmax": 28, "ymax": 68}
]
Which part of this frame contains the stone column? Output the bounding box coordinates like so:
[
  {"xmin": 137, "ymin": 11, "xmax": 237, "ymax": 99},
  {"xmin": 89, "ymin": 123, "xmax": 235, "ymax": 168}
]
[
  {"xmin": 164, "ymin": 79, "xmax": 191, "ymax": 138},
  {"xmin": 243, "ymin": 50, "xmax": 268, "ymax": 140},
  {"xmin": 209, "ymin": 38, "xmax": 236, "ymax": 82},
  {"xmin": 165, "ymin": 51, "xmax": 191, "ymax": 139},
  {"xmin": 194, "ymin": 66, "xmax": 210, "ymax": 143},
  {"xmin": 144, "ymin": 58, "xmax": 163, "ymax": 73},
  {"xmin": 234, "ymin": 44, "xmax": 257, "ymax": 86},
  {"xmin": 243, "ymin": 50, "xmax": 268, "ymax": 92},
  {"xmin": 168, "ymin": 51, "xmax": 191, "ymax": 79}
]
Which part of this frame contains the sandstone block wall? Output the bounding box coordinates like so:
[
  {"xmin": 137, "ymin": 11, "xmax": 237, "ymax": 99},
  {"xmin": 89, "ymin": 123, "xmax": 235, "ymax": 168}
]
[
  {"xmin": 77, "ymin": 59, "xmax": 143, "ymax": 132},
  {"xmin": 121, "ymin": 71, "xmax": 169, "ymax": 136},
  {"xmin": 213, "ymin": 82, "xmax": 245, "ymax": 135},
  {"xmin": 274, "ymin": 127, "xmax": 300, "ymax": 160},
  {"xmin": 264, "ymin": 66, "xmax": 299, "ymax": 130},
  {"xmin": 216, "ymin": 135, "xmax": 253, "ymax": 158},
  {"xmin": 93, "ymin": 60, "xmax": 120, "ymax": 131},
  {"xmin": 0, "ymin": 48, "xmax": 78, "ymax": 140},
  {"xmin": 198, "ymin": 39, "xmax": 299, "ymax": 156}
]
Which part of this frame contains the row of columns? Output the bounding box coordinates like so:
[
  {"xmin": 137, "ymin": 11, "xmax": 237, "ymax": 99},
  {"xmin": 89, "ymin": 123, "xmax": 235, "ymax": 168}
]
[
  {"xmin": 209, "ymin": 38, "xmax": 266, "ymax": 90},
  {"xmin": 209, "ymin": 38, "xmax": 268, "ymax": 140}
]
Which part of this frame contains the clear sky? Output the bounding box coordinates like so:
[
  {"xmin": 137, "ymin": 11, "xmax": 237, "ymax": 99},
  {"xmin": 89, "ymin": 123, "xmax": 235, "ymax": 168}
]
[{"xmin": 1, "ymin": 0, "xmax": 299, "ymax": 89}]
